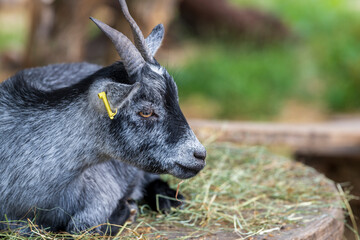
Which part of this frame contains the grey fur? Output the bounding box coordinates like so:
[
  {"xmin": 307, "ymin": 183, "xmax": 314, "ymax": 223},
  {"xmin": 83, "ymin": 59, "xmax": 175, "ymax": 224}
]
[{"xmin": 0, "ymin": 0, "xmax": 206, "ymax": 235}]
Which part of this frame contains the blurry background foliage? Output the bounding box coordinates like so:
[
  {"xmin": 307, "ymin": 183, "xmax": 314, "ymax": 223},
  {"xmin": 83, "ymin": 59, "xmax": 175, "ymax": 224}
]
[
  {"xmin": 0, "ymin": 0, "xmax": 359, "ymax": 121},
  {"xmin": 175, "ymin": 0, "xmax": 360, "ymax": 119},
  {"xmin": 173, "ymin": 0, "xmax": 360, "ymax": 120}
]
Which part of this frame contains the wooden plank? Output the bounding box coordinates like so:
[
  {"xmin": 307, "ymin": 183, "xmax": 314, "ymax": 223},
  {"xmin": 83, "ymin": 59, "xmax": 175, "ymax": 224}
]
[
  {"xmin": 189, "ymin": 119, "xmax": 360, "ymax": 150},
  {"xmin": 273, "ymin": 207, "xmax": 344, "ymax": 240}
]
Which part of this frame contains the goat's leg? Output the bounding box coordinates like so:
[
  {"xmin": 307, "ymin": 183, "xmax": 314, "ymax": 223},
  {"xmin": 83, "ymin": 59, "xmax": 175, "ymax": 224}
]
[
  {"xmin": 66, "ymin": 199, "xmax": 130, "ymax": 235},
  {"xmin": 99, "ymin": 199, "xmax": 132, "ymax": 236},
  {"xmin": 142, "ymin": 174, "xmax": 184, "ymax": 212}
]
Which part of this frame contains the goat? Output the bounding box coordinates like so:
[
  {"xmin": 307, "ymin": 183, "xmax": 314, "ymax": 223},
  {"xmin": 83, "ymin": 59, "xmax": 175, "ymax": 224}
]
[{"xmin": 0, "ymin": 0, "xmax": 206, "ymax": 235}]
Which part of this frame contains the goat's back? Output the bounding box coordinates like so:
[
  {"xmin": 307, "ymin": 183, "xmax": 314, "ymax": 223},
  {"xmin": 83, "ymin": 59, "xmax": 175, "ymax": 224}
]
[{"xmin": 17, "ymin": 62, "xmax": 101, "ymax": 91}]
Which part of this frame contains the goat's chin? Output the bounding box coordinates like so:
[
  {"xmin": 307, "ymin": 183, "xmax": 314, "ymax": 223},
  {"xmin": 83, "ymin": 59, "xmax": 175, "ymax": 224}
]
[{"xmin": 168, "ymin": 164, "xmax": 202, "ymax": 179}]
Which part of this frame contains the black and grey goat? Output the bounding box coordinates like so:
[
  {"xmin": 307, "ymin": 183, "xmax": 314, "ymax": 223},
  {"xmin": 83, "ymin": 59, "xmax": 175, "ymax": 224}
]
[{"xmin": 0, "ymin": 0, "xmax": 206, "ymax": 235}]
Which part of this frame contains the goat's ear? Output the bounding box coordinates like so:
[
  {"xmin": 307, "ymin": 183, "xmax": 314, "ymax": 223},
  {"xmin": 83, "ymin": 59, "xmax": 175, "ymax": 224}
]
[
  {"xmin": 106, "ymin": 82, "xmax": 140, "ymax": 110},
  {"xmin": 145, "ymin": 24, "xmax": 165, "ymax": 57},
  {"xmin": 91, "ymin": 82, "xmax": 140, "ymax": 115}
]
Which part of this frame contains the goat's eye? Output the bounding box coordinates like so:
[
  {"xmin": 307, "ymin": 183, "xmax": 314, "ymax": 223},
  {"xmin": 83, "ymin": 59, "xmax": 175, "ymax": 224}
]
[{"xmin": 139, "ymin": 109, "xmax": 154, "ymax": 118}]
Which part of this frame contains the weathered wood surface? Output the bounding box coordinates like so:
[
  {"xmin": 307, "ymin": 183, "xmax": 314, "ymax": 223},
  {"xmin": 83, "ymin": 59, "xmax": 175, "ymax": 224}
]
[
  {"xmin": 190, "ymin": 119, "xmax": 360, "ymax": 151},
  {"xmin": 155, "ymin": 202, "xmax": 343, "ymax": 240},
  {"xmin": 157, "ymin": 188, "xmax": 344, "ymax": 240},
  {"xmin": 264, "ymin": 207, "xmax": 344, "ymax": 240}
]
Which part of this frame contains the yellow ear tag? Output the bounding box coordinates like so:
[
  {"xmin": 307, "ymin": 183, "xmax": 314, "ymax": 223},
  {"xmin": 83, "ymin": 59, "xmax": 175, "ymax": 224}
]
[{"xmin": 98, "ymin": 92, "xmax": 118, "ymax": 120}]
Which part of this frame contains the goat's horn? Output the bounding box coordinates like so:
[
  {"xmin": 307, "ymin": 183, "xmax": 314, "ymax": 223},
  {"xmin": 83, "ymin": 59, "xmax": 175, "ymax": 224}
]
[
  {"xmin": 90, "ymin": 17, "xmax": 145, "ymax": 75},
  {"xmin": 118, "ymin": 0, "xmax": 153, "ymax": 63}
]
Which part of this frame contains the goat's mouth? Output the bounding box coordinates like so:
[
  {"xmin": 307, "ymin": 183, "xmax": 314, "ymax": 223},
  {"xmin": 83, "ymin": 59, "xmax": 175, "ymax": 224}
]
[{"xmin": 171, "ymin": 161, "xmax": 205, "ymax": 179}]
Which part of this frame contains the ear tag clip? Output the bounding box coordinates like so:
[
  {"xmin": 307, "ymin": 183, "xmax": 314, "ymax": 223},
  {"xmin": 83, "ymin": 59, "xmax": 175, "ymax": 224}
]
[{"xmin": 98, "ymin": 92, "xmax": 118, "ymax": 120}]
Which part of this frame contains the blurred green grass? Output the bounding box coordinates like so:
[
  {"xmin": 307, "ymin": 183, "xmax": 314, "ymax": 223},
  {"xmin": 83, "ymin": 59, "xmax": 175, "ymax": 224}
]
[
  {"xmin": 173, "ymin": 43, "xmax": 298, "ymax": 120},
  {"xmin": 0, "ymin": 31, "xmax": 25, "ymax": 52},
  {"xmin": 174, "ymin": 0, "xmax": 360, "ymax": 120},
  {"xmin": 0, "ymin": 10, "xmax": 26, "ymax": 52}
]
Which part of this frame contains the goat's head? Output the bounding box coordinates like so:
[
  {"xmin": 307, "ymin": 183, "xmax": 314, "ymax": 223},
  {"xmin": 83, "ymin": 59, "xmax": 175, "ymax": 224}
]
[{"xmin": 89, "ymin": 0, "xmax": 206, "ymax": 179}]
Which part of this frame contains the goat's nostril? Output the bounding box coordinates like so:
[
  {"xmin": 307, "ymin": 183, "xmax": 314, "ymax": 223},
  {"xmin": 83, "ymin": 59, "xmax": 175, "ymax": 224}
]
[{"xmin": 194, "ymin": 150, "xmax": 206, "ymax": 161}]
